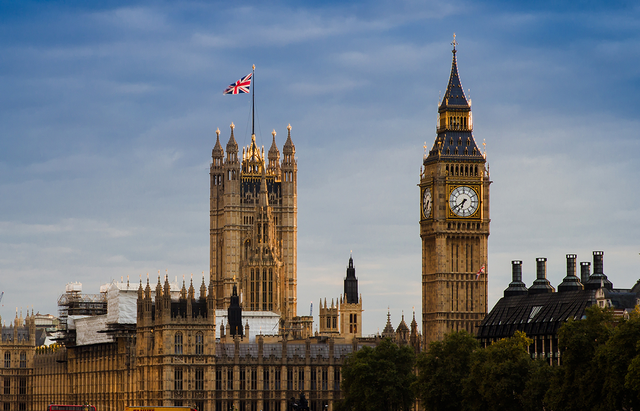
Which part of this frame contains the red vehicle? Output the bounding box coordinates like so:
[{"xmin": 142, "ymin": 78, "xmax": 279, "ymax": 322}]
[{"xmin": 47, "ymin": 405, "xmax": 97, "ymax": 411}]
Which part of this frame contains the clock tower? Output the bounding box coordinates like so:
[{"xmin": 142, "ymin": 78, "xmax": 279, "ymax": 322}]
[{"xmin": 419, "ymin": 37, "xmax": 490, "ymax": 347}]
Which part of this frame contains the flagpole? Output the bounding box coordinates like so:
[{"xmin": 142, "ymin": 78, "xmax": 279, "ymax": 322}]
[{"xmin": 252, "ymin": 64, "xmax": 255, "ymax": 136}]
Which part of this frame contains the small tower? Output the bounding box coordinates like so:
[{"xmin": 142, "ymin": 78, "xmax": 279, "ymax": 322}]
[
  {"xmin": 339, "ymin": 255, "xmax": 363, "ymax": 339},
  {"xmin": 319, "ymin": 298, "xmax": 339, "ymax": 336}
]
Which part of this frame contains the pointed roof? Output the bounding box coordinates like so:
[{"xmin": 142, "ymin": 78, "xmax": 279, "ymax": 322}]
[
  {"xmin": 382, "ymin": 309, "xmax": 395, "ymax": 338},
  {"xmin": 268, "ymin": 130, "xmax": 280, "ymax": 158},
  {"xmin": 283, "ymin": 124, "xmax": 295, "ymax": 154},
  {"xmin": 226, "ymin": 123, "xmax": 238, "ymax": 152},
  {"xmin": 213, "ymin": 128, "xmax": 224, "ymax": 158},
  {"xmin": 439, "ymin": 38, "xmax": 470, "ymax": 111},
  {"xmin": 424, "ymin": 38, "xmax": 484, "ymax": 166}
]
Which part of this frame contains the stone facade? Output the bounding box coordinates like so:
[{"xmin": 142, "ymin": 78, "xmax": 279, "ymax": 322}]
[
  {"xmin": 210, "ymin": 125, "xmax": 297, "ymax": 324},
  {"xmin": 420, "ymin": 40, "xmax": 490, "ymax": 347}
]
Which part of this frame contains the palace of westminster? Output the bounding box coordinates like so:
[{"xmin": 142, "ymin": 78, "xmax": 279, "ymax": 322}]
[{"xmin": 3, "ymin": 40, "xmax": 638, "ymax": 411}]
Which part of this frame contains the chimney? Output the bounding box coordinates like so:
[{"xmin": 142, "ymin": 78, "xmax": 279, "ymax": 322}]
[
  {"xmin": 528, "ymin": 257, "xmax": 555, "ymax": 295},
  {"xmin": 580, "ymin": 262, "xmax": 591, "ymax": 284},
  {"xmin": 584, "ymin": 251, "xmax": 613, "ymax": 291},
  {"xmin": 504, "ymin": 260, "xmax": 528, "ymax": 297},
  {"xmin": 558, "ymin": 254, "xmax": 582, "ymax": 292}
]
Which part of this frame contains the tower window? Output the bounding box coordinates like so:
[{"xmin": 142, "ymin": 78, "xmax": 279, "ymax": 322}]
[
  {"xmin": 174, "ymin": 332, "xmax": 183, "ymax": 355},
  {"xmin": 195, "ymin": 332, "xmax": 204, "ymax": 355}
]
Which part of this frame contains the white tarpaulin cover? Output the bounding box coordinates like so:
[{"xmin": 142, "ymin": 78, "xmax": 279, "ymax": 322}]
[
  {"xmin": 215, "ymin": 309, "xmax": 280, "ymax": 342},
  {"xmin": 75, "ymin": 315, "xmax": 113, "ymax": 346},
  {"xmin": 106, "ymin": 282, "xmax": 139, "ymax": 324}
]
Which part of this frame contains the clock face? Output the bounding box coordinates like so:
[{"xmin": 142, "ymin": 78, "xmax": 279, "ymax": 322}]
[
  {"xmin": 423, "ymin": 187, "xmax": 432, "ymax": 218},
  {"xmin": 449, "ymin": 186, "xmax": 479, "ymax": 217}
]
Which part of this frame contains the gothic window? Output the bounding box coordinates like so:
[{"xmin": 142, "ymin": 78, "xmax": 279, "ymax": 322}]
[
  {"xmin": 195, "ymin": 332, "xmax": 204, "ymax": 355},
  {"xmin": 195, "ymin": 367, "xmax": 204, "ymax": 391},
  {"xmin": 251, "ymin": 368, "xmax": 257, "ymax": 390},
  {"xmin": 3, "ymin": 378, "xmax": 9, "ymax": 394},
  {"xmin": 263, "ymin": 368, "xmax": 270, "ymax": 390},
  {"xmin": 174, "ymin": 332, "xmax": 183, "ymax": 355},
  {"xmin": 174, "ymin": 368, "xmax": 183, "ymax": 391},
  {"xmin": 227, "ymin": 368, "xmax": 233, "ymax": 390},
  {"xmin": 19, "ymin": 352, "xmax": 26, "ymax": 368},
  {"xmin": 239, "ymin": 367, "xmax": 246, "ymax": 390},
  {"xmin": 333, "ymin": 368, "xmax": 341, "ymax": 391},
  {"xmin": 287, "ymin": 368, "xmax": 293, "ymax": 390},
  {"xmin": 4, "ymin": 352, "xmax": 10, "ymax": 368},
  {"xmin": 310, "ymin": 367, "xmax": 317, "ymax": 390},
  {"xmin": 298, "ymin": 368, "xmax": 304, "ymax": 390},
  {"xmin": 216, "ymin": 369, "xmax": 222, "ymax": 390},
  {"xmin": 322, "ymin": 368, "xmax": 328, "ymax": 390},
  {"xmin": 272, "ymin": 369, "xmax": 279, "ymax": 390}
]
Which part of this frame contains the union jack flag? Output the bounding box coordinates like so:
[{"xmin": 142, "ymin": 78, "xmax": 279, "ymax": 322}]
[
  {"xmin": 223, "ymin": 73, "xmax": 252, "ymax": 95},
  {"xmin": 476, "ymin": 264, "xmax": 485, "ymax": 280}
]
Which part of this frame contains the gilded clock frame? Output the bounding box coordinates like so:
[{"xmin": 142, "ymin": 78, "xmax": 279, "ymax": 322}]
[
  {"xmin": 421, "ymin": 185, "xmax": 433, "ymax": 220},
  {"xmin": 446, "ymin": 184, "xmax": 481, "ymax": 220}
]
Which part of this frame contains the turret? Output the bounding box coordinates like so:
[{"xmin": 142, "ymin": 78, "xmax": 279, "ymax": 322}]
[{"xmin": 268, "ymin": 129, "xmax": 281, "ymax": 176}]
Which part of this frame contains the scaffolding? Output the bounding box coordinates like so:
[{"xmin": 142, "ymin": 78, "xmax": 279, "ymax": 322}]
[{"xmin": 57, "ymin": 282, "xmax": 107, "ymax": 346}]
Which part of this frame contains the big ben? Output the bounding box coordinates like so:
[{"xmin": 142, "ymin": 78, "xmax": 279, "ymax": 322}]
[{"xmin": 420, "ymin": 36, "xmax": 490, "ymax": 347}]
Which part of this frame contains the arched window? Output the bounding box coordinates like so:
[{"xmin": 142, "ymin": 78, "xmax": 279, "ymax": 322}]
[
  {"xmin": 19, "ymin": 352, "xmax": 26, "ymax": 368},
  {"xmin": 4, "ymin": 352, "xmax": 10, "ymax": 368},
  {"xmin": 195, "ymin": 332, "xmax": 204, "ymax": 355},
  {"xmin": 174, "ymin": 332, "xmax": 183, "ymax": 355}
]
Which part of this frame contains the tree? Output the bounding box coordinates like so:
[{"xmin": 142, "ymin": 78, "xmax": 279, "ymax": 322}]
[
  {"xmin": 336, "ymin": 338, "xmax": 416, "ymax": 411},
  {"xmin": 414, "ymin": 330, "xmax": 479, "ymax": 411},
  {"xmin": 598, "ymin": 309, "xmax": 640, "ymax": 411},
  {"xmin": 464, "ymin": 331, "xmax": 534, "ymax": 411},
  {"xmin": 546, "ymin": 305, "xmax": 614, "ymax": 411}
]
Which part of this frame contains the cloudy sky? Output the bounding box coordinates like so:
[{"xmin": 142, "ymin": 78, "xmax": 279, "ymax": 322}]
[{"xmin": 1, "ymin": 0, "xmax": 639, "ymax": 335}]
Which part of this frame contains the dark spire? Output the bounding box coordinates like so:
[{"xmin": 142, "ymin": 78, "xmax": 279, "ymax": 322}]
[
  {"xmin": 439, "ymin": 34, "xmax": 470, "ymax": 110},
  {"xmin": 504, "ymin": 261, "xmax": 528, "ymax": 297},
  {"xmin": 344, "ymin": 253, "xmax": 358, "ymax": 304},
  {"xmin": 228, "ymin": 281, "xmax": 243, "ymax": 337},
  {"xmin": 424, "ymin": 35, "xmax": 484, "ymax": 166},
  {"xmin": 558, "ymin": 254, "xmax": 583, "ymax": 292}
]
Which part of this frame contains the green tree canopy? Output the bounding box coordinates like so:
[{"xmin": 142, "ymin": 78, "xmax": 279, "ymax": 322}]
[
  {"xmin": 464, "ymin": 331, "xmax": 542, "ymax": 411},
  {"xmin": 336, "ymin": 339, "xmax": 416, "ymax": 411},
  {"xmin": 414, "ymin": 330, "xmax": 479, "ymax": 411}
]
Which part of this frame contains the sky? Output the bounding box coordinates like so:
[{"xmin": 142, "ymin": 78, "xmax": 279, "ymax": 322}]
[{"xmin": 1, "ymin": 0, "xmax": 639, "ymax": 336}]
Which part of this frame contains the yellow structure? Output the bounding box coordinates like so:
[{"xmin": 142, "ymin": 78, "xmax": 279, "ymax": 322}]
[
  {"xmin": 210, "ymin": 125, "xmax": 297, "ymax": 324},
  {"xmin": 419, "ymin": 37, "xmax": 491, "ymax": 347}
]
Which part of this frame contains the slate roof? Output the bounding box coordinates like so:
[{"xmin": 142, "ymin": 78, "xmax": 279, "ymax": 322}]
[
  {"xmin": 477, "ymin": 290, "xmax": 596, "ymax": 340},
  {"xmin": 439, "ymin": 48, "xmax": 469, "ymax": 110}
]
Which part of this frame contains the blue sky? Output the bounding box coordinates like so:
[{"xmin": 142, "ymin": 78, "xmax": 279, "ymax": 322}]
[{"xmin": 1, "ymin": 1, "xmax": 639, "ymax": 335}]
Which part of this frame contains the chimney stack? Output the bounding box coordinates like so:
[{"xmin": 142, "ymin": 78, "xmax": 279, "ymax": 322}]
[
  {"xmin": 580, "ymin": 262, "xmax": 591, "ymax": 284},
  {"xmin": 528, "ymin": 257, "xmax": 555, "ymax": 295},
  {"xmin": 584, "ymin": 251, "xmax": 613, "ymax": 291},
  {"xmin": 558, "ymin": 254, "xmax": 582, "ymax": 292},
  {"xmin": 504, "ymin": 260, "xmax": 528, "ymax": 297}
]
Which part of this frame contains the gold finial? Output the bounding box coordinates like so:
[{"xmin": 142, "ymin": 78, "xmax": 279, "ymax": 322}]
[
  {"xmin": 452, "ymin": 33, "xmax": 458, "ymax": 50},
  {"xmin": 230, "ymin": 122, "xmax": 235, "ymax": 130},
  {"xmin": 287, "ymin": 124, "xmax": 292, "ymax": 131},
  {"xmin": 423, "ymin": 141, "xmax": 428, "ymax": 158},
  {"xmin": 252, "ymin": 64, "xmax": 255, "ymax": 70},
  {"xmin": 272, "ymin": 129, "xmax": 276, "ymax": 138},
  {"xmin": 483, "ymin": 139, "xmax": 486, "ymax": 158},
  {"xmin": 216, "ymin": 128, "xmax": 220, "ymax": 137}
]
